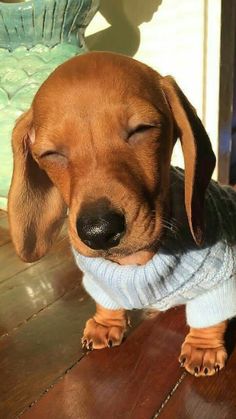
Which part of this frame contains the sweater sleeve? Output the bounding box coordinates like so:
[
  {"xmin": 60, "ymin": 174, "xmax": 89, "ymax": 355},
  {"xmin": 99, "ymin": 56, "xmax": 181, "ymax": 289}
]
[
  {"xmin": 82, "ymin": 272, "xmax": 124, "ymax": 310},
  {"xmin": 186, "ymin": 275, "xmax": 236, "ymax": 327}
]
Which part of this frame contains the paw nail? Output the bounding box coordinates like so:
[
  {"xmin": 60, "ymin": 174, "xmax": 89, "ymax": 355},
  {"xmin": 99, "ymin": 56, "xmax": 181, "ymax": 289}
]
[
  {"xmin": 180, "ymin": 357, "xmax": 186, "ymax": 367},
  {"xmin": 108, "ymin": 340, "xmax": 113, "ymax": 348},
  {"xmin": 194, "ymin": 367, "xmax": 199, "ymax": 375},
  {"xmin": 204, "ymin": 368, "xmax": 208, "ymax": 375},
  {"xmin": 88, "ymin": 341, "xmax": 93, "ymax": 350},
  {"xmin": 215, "ymin": 364, "xmax": 220, "ymax": 373}
]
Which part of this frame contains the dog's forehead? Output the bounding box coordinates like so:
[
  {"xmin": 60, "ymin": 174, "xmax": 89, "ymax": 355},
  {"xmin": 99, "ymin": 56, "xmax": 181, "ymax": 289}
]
[
  {"xmin": 33, "ymin": 53, "xmax": 169, "ymax": 135},
  {"xmin": 36, "ymin": 53, "xmax": 165, "ymax": 104}
]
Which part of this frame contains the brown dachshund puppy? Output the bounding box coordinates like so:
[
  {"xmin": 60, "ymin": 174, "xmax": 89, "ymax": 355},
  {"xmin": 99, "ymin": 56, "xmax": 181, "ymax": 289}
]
[{"xmin": 8, "ymin": 52, "xmax": 228, "ymax": 377}]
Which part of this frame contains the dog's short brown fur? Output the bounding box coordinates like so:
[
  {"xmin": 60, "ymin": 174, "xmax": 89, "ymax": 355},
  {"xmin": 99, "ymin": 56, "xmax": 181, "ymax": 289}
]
[{"xmin": 8, "ymin": 52, "xmax": 227, "ymax": 376}]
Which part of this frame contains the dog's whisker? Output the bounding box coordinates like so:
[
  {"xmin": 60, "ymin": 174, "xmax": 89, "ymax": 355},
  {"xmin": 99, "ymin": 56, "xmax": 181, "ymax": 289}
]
[{"xmin": 161, "ymin": 219, "xmax": 180, "ymax": 238}]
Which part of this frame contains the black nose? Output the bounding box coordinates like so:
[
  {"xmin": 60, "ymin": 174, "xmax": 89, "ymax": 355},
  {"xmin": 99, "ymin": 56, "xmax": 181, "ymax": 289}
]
[{"xmin": 76, "ymin": 200, "xmax": 126, "ymax": 250}]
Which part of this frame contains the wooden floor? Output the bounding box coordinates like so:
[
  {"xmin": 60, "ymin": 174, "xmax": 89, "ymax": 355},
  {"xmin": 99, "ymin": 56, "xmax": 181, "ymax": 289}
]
[{"xmin": 1, "ymin": 210, "xmax": 236, "ymax": 419}]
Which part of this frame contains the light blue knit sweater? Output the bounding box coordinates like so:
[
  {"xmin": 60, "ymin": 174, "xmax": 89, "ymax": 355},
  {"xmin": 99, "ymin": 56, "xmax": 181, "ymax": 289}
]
[{"xmin": 73, "ymin": 168, "xmax": 236, "ymax": 328}]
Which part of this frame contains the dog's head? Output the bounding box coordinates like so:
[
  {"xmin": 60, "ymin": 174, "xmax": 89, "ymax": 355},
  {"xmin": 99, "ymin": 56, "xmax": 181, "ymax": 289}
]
[{"xmin": 8, "ymin": 52, "xmax": 215, "ymax": 263}]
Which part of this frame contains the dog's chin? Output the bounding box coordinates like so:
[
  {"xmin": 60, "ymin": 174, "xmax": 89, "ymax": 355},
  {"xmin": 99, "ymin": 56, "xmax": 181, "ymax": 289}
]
[
  {"xmin": 99, "ymin": 238, "xmax": 160, "ymax": 262},
  {"xmin": 72, "ymin": 241, "xmax": 158, "ymax": 264},
  {"xmin": 112, "ymin": 249, "xmax": 155, "ymax": 266}
]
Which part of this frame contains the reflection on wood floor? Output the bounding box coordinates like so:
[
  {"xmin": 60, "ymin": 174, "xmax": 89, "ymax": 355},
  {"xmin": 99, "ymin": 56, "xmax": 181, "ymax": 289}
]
[{"xmin": 0, "ymin": 210, "xmax": 236, "ymax": 419}]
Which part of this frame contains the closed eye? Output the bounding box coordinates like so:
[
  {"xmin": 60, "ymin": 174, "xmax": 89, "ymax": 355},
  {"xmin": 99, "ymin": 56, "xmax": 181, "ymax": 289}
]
[
  {"xmin": 39, "ymin": 150, "xmax": 67, "ymax": 159},
  {"xmin": 127, "ymin": 123, "xmax": 161, "ymax": 140},
  {"xmin": 38, "ymin": 150, "xmax": 68, "ymax": 166}
]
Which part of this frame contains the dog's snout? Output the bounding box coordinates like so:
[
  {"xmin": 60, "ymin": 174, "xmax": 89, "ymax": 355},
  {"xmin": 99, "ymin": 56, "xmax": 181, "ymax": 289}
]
[{"xmin": 76, "ymin": 201, "xmax": 126, "ymax": 250}]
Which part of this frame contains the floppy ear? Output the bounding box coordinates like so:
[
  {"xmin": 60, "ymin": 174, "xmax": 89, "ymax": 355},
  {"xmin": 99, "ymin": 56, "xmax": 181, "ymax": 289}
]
[
  {"xmin": 160, "ymin": 76, "xmax": 216, "ymax": 245},
  {"xmin": 8, "ymin": 110, "xmax": 67, "ymax": 262}
]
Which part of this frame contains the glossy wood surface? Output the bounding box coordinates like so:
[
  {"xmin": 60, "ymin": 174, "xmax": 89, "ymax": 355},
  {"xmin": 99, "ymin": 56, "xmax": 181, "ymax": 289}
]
[
  {"xmin": 22, "ymin": 307, "xmax": 187, "ymax": 419},
  {"xmin": 0, "ymin": 210, "xmax": 236, "ymax": 419}
]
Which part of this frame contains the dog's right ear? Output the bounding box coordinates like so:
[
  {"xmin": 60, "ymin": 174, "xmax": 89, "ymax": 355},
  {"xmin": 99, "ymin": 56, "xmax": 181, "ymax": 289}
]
[
  {"xmin": 8, "ymin": 110, "xmax": 67, "ymax": 262},
  {"xmin": 160, "ymin": 76, "xmax": 216, "ymax": 246}
]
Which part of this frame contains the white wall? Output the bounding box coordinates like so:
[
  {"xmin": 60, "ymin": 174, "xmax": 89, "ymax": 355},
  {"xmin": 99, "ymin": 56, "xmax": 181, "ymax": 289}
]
[{"xmin": 86, "ymin": 0, "xmax": 221, "ymax": 176}]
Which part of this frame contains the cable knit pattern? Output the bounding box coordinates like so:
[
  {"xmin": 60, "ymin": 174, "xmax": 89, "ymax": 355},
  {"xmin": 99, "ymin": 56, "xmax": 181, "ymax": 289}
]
[{"xmin": 73, "ymin": 167, "xmax": 236, "ymax": 328}]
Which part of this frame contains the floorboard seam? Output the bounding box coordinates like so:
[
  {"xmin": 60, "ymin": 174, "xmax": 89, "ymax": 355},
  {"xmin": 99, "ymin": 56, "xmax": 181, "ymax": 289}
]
[
  {"xmin": 0, "ymin": 251, "xmax": 71, "ymax": 288},
  {"xmin": 18, "ymin": 352, "xmax": 86, "ymax": 417},
  {"xmin": 152, "ymin": 371, "xmax": 187, "ymax": 418},
  {"xmin": 0, "ymin": 237, "xmax": 69, "ymax": 286},
  {"xmin": 0, "ymin": 282, "xmax": 81, "ymax": 340}
]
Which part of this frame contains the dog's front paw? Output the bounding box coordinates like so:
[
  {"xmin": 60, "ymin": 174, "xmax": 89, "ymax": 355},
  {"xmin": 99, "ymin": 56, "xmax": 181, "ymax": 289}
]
[
  {"xmin": 179, "ymin": 321, "xmax": 228, "ymax": 377},
  {"xmin": 179, "ymin": 342, "xmax": 227, "ymax": 377},
  {"xmin": 82, "ymin": 318, "xmax": 126, "ymax": 350}
]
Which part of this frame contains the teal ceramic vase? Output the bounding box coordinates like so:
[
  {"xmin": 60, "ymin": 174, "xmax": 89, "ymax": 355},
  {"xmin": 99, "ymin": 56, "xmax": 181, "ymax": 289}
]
[{"xmin": 0, "ymin": 0, "xmax": 99, "ymax": 210}]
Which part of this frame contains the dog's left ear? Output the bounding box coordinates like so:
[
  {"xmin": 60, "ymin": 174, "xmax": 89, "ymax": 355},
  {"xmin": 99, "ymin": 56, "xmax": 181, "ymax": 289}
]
[
  {"xmin": 160, "ymin": 76, "xmax": 216, "ymax": 245},
  {"xmin": 8, "ymin": 110, "xmax": 67, "ymax": 262}
]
